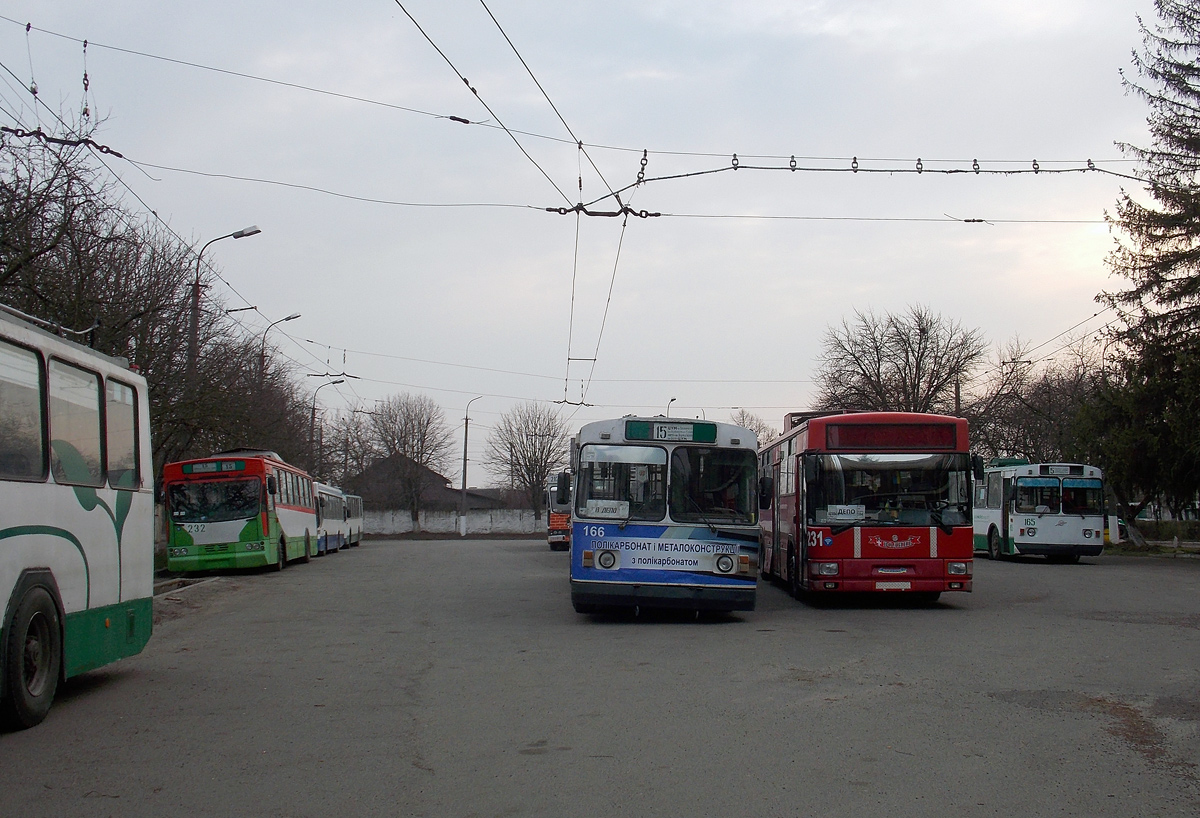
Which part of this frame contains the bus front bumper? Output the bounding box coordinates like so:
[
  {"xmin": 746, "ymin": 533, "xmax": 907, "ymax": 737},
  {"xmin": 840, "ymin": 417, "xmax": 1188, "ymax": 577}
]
[
  {"xmin": 571, "ymin": 579, "xmax": 756, "ymax": 611},
  {"xmin": 167, "ymin": 545, "xmax": 272, "ymax": 572}
]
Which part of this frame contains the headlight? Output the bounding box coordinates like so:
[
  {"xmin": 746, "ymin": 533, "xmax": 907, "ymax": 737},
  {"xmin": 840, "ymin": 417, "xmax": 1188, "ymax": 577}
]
[
  {"xmin": 715, "ymin": 554, "xmax": 735, "ymax": 573},
  {"xmin": 947, "ymin": 562, "xmax": 970, "ymax": 575},
  {"xmin": 168, "ymin": 547, "xmax": 188, "ymax": 557},
  {"xmin": 596, "ymin": 550, "xmax": 617, "ymax": 569},
  {"xmin": 1026, "ymin": 527, "xmax": 1037, "ymax": 537},
  {"xmin": 244, "ymin": 542, "xmax": 265, "ymax": 552},
  {"xmin": 815, "ymin": 562, "xmax": 838, "ymax": 576},
  {"xmin": 1083, "ymin": 529, "xmax": 1092, "ymax": 539}
]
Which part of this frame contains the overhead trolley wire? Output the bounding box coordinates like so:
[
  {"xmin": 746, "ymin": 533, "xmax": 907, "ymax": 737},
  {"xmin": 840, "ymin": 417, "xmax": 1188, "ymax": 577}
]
[{"xmin": 390, "ymin": 1, "xmax": 573, "ymax": 207}]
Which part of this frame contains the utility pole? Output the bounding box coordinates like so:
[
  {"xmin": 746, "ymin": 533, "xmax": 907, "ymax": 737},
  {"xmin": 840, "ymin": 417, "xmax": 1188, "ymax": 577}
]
[{"xmin": 459, "ymin": 396, "xmax": 482, "ymax": 536}]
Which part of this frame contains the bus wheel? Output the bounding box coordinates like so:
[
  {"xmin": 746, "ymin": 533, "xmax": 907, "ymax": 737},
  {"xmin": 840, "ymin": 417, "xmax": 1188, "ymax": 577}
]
[
  {"xmin": 987, "ymin": 530, "xmax": 1001, "ymax": 561},
  {"xmin": 759, "ymin": 545, "xmax": 772, "ymax": 581},
  {"xmin": 302, "ymin": 534, "xmax": 312, "ymax": 564},
  {"xmin": 273, "ymin": 539, "xmax": 286, "ymax": 571},
  {"xmin": 573, "ymin": 602, "xmax": 599, "ymax": 614},
  {"xmin": 787, "ymin": 545, "xmax": 803, "ymax": 599},
  {"xmin": 2, "ymin": 586, "xmax": 62, "ymax": 729}
]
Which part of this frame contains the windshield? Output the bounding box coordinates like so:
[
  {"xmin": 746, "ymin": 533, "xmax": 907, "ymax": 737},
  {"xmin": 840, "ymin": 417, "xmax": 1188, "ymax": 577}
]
[
  {"xmin": 1019, "ymin": 477, "xmax": 1104, "ymax": 515},
  {"xmin": 1015, "ymin": 477, "xmax": 1061, "ymax": 513},
  {"xmin": 575, "ymin": 444, "xmax": 666, "ymax": 521},
  {"xmin": 169, "ymin": 478, "xmax": 262, "ymax": 523},
  {"xmin": 807, "ymin": 452, "xmax": 970, "ymax": 527},
  {"xmin": 669, "ymin": 447, "xmax": 758, "ymax": 525},
  {"xmin": 1062, "ymin": 478, "xmax": 1103, "ymax": 514}
]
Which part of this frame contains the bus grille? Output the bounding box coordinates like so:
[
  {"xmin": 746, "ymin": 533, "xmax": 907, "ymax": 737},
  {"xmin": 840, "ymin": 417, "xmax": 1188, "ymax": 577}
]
[{"xmin": 203, "ymin": 544, "xmax": 230, "ymax": 553}]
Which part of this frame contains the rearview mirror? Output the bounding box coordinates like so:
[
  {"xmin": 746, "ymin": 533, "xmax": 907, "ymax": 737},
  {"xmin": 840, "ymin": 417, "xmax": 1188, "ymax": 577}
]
[
  {"xmin": 266, "ymin": 475, "xmax": 277, "ymax": 495},
  {"xmin": 759, "ymin": 475, "xmax": 774, "ymax": 509},
  {"xmin": 555, "ymin": 471, "xmax": 571, "ymax": 505}
]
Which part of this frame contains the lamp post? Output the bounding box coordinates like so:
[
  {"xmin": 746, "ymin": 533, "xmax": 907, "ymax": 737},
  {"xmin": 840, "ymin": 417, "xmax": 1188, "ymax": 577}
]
[
  {"xmin": 310, "ymin": 379, "xmax": 344, "ymax": 476},
  {"xmin": 666, "ymin": 397, "xmax": 677, "ymax": 417},
  {"xmin": 259, "ymin": 312, "xmax": 301, "ymax": 384},
  {"xmin": 187, "ymin": 225, "xmax": 261, "ymax": 386},
  {"xmin": 459, "ymin": 396, "xmax": 482, "ymax": 537}
]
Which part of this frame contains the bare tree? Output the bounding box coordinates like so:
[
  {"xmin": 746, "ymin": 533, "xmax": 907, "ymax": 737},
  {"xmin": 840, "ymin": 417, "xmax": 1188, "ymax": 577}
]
[
  {"xmin": 815, "ymin": 305, "xmax": 987, "ymax": 414},
  {"xmin": 483, "ymin": 402, "xmax": 570, "ymax": 520},
  {"xmin": 371, "ymin": 393, "xmax": 455, "ymax": 523},
  {"xmin": 729, "ymin": 409, "xmax": 777, "ymax": 446}
]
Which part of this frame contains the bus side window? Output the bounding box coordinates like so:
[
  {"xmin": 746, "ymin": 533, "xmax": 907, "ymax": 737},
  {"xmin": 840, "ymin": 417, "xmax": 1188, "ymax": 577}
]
[
  {"xmin": 48, "ymin": 358, "xmax": 104, "ymax": 487},
  {"xmin": 0, "ymin": 338, "xmax": 46, "ymax": 481},
  {"xmin": 106, "ymin": 379, "xmax": 140, "ymax": 489}
]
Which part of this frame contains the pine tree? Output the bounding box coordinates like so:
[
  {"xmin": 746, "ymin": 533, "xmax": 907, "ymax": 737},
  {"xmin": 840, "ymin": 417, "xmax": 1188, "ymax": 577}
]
[{"xmin": 1107, "ymin": 1, "xmax": 1200, "ymax": 336}]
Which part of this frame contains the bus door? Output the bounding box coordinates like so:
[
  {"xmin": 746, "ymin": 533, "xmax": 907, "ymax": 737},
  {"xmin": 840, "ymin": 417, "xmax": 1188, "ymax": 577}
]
[
  {"xmin": 796, "ymin": 453, "xmax": 808, "ymax": 584},
  {"xmin": 1002, "ymin": 477, "xmax": 1014, "ymax": 547},
  {"xmin": 772, "ymin": 459, "xmax": 782, "ymax": 568}
]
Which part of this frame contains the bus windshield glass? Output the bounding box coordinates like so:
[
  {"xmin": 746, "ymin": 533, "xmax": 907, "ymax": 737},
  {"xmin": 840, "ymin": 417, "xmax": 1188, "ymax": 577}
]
[
  {"xmin": 576, "ymin": 444, "xmax": 666, "ymax": 522},
  {"xmin": 1061, "ymin": 478, "xmax": 1103, "ymax": 515},
  {"xmin": 669, "ymin": 447, "xmax": 758, "ymax": 524},
  {"xmin": 1015, "ymin": 477, "xmax": 1061, "ymax": 514},
  {"xmin": 808, "ymin": 452, "xmax": 971, "ymax": 527},
  {"xmin": 169, "ymin": 478, "xmax": 262, "ymax": 523}
]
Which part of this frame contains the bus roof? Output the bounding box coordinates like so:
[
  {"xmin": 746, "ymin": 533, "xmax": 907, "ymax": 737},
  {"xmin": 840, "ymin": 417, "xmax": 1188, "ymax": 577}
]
[
  {"xmin": 576, "ymin": 416, "xmax": 757, "ymax": 449},
  {"xmin": 771, "ymin": 411, "xmax": 969, "ymax": 454}
]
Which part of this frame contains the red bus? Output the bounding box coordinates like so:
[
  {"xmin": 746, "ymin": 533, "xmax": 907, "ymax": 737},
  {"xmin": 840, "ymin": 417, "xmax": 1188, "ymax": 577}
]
[
  {"xmin": 163, "ymin": 449, "xmax": 318, "ymax": 571},
  {"xmin": 759, "ymin": 411, "xmax": 974, "ymax": 602}
]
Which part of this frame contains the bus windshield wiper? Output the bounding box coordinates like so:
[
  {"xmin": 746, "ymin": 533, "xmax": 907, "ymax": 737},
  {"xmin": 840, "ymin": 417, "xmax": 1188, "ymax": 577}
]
[
  {"xmin": 929, "ymin": 505, "xmax": 955, "ymax": 536},
  {"xmin": 681, "ymin": 492, "xmax": 719, "ymax": 534}
]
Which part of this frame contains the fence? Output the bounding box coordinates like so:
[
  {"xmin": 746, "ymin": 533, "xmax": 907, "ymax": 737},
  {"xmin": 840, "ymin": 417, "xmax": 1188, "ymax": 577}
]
[{"xmin": 365, "ymin": 509, "xmax": 544, "ymax": 536}]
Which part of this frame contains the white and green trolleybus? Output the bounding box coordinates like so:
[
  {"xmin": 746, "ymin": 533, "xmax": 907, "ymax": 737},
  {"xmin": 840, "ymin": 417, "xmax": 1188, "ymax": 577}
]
[
  {"xmin": 0, "ymin": 304, "xmax": 153, "ymax": 728},
  {"xmin": 560, "ymin": 417, "xmax": 761, "ymax": 614},
  {"xmin": 973, "ymin": 459, "xmax": 1105, "ymax": 563}
]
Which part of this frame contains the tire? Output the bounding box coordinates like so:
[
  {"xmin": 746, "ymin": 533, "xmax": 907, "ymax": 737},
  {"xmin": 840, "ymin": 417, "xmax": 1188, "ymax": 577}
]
[
  {"xmin": 912, "ymin": 592, "xmax": 942, "ymax": 605},
  {"xmin": 760, "ymin": 544, "xmax": 772, "ymax": 581},
  {"xmin": 301, "ymin": 534, "xmax": 312, "ymax": 564},
  {"xmin": 987, "ymin": 529, "xmax": 1001, "ymax": 561},
  {"xmin": 787, "ymin": 544, "xmax": 803, "ymax": 599},
  {"xmin": 573, "ymin": 602, "xmax": 599, "ymax": 614},
  {"xmin": 2, "ymin": 585, "xmax": 62, "ymax": 729},
  {"xmin": 272, "ymin": 539, "xmax": 286, "ymax": 571}
]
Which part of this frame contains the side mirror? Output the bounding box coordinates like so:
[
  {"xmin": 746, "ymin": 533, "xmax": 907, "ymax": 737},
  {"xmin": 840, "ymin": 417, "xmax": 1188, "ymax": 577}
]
[
  {"xmin": 555, "ymin": 471, "xmax": 571, "ymax": 505},
  {"xmin": 759, "ymin": 475, "xmax": 774, "ymax": 509},
  {"xmin": 266, "ymin": 475, "xmax": 278, "ymax": 496},
  {"xmin": 972, "ymin": 454, "xmax": 985, "ymax": 481}
]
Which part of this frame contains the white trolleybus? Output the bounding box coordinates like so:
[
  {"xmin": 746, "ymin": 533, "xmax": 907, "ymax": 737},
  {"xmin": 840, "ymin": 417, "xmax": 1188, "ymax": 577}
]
[
  {"xmin": 559, "ymin": 417, "xmax": 760, "ymax": 614},
  {"xmin": 973, "ymin": 459, "xmax": 1105, "ymax": 563},
  {"xmin": 0, "ymin": 304, "xmax": 153, "ymax": 728}
]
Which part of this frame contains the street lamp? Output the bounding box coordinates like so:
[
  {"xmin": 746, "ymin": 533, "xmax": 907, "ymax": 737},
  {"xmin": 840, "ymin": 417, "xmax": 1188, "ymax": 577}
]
[
  {"xmin": 259, "ymin": 312, "xmax": 302, "ymax": 383},
  {"xmin": 187, "ymin": 226, "xmax": 261, "ymax": 384},
  {"xmin": 459, "ymin": 396, "xmax": 482, "ymax": 537},
  {"xmin": 310, "ymin": 379, "xmax": 344, "ymax": 475},
  {"xmin": 666, "ymin": 397, "xmax": 677, "ymax": 417},
  {"xmin": 187, "ymin": 224, "xmax": 262, "ymax": 381}
]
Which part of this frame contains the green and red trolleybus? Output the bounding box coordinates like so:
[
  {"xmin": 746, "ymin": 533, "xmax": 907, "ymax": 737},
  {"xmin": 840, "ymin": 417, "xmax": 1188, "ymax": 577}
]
[{"xmin": 163, "ymin": 450, "xmax": 317, "ymax": 571}]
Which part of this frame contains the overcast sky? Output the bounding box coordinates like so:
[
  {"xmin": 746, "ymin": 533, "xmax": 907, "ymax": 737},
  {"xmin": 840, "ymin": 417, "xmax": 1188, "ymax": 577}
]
[{"xmin": 0, "ymin": 1, "xmax": 1158, "ymax": 485}]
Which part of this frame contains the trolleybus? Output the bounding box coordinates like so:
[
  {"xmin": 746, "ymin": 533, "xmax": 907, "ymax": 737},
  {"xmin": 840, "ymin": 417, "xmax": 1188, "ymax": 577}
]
[
  {"xmin": 345, "ymin": 493, "xmax": 364, "ymax": 547},
  {"xmin": 760, "ymin": 411, "xmax": 974, "ymax": 602},
  {"xmin": 0, "ymin": 304, "xmax": 153, "ymax": 728},
  {"xmin": 561, "ymin": 417, "xmax": 760, "ymax": 614},
  {"xmin": 315, "ymin": 482, "xmax": 346, "ymax": 554},
  {"xmin": 545, "ymin": 479, "xmax": 571, "ymax": 551},
  {"xmin": 163, "ymin": 450, "xmax": 316, "ymax": 571},
  {"xmin": 973, "ymin": 460, "xmax": 1105, "ymax": 563}
]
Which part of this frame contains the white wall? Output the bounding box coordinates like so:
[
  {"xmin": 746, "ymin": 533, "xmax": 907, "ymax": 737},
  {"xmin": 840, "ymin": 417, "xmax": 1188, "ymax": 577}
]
[{"xmin": 366, "ymin": 509, "xmax": 543, "ymax": 536}]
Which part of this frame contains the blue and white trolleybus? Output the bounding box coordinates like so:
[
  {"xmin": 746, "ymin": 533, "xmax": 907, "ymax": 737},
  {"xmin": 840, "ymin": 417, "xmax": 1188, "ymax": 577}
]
[{"xmin": 561, "ymin": 417, "xmax": 761, "ymax": 614}]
